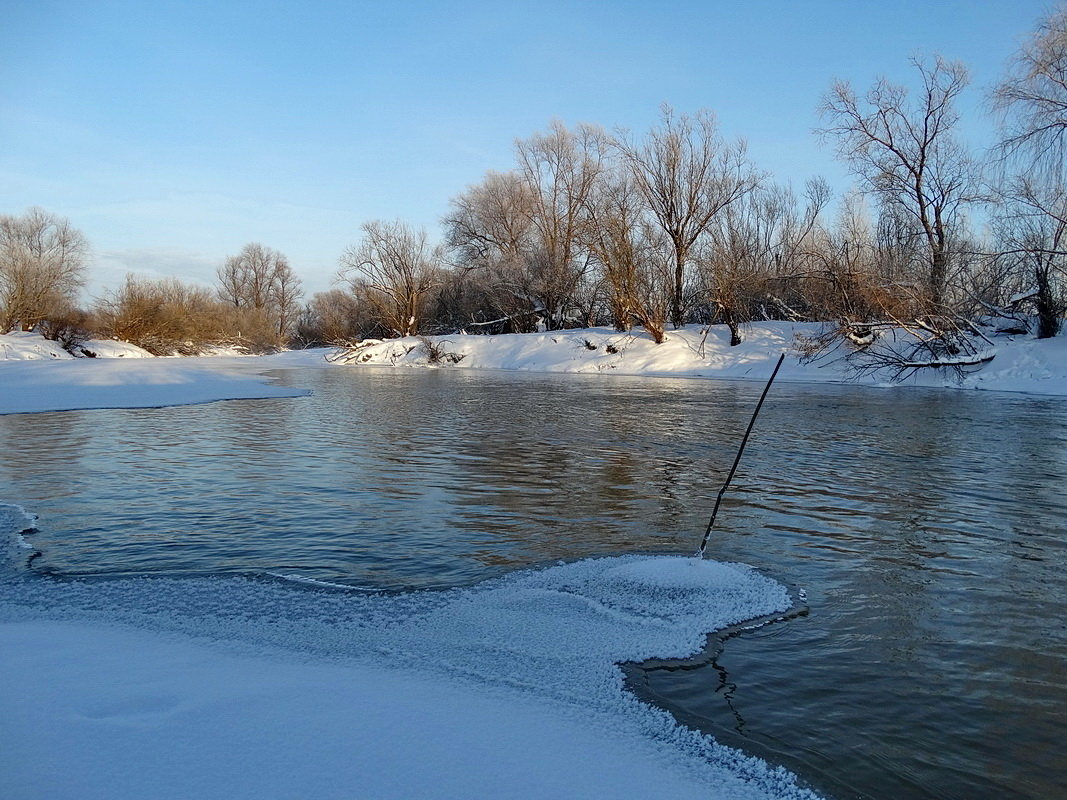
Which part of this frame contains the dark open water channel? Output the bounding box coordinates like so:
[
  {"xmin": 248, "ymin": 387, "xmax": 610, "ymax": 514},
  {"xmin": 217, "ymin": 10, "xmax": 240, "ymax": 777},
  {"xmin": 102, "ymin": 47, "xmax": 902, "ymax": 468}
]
[{"xmin": 2, "ymin": 366, "xmax": 1065, "ymax": 799}]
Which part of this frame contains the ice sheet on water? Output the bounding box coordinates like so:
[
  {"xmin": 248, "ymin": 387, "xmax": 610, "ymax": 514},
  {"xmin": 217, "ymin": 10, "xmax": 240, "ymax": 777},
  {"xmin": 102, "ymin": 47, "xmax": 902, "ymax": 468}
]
[
  {"xmin": 0, "ymin": 503, "xmax": 38, "ymax": 556},
  {"xmin": 0, "ymin": 506, "xmax": 815, "ymax": 799}
]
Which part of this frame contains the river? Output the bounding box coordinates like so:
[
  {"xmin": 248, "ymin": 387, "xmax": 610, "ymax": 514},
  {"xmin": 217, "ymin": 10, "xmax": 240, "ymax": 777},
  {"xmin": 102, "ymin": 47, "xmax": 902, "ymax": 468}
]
[{"xmin": 2, "ymin": 366, "xmax": 1064, "ymax": 799}]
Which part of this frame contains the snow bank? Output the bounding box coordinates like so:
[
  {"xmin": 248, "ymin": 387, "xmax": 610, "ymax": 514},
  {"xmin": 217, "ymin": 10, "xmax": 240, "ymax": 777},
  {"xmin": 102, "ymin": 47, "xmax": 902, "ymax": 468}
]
[
  {"xmin": 74, "ymin": 338, "xmax": 155, "ymax": 358},
  {"xmin": 1, "ymin": 502, "xmax": 815, "ymax": 799},
  {"xmin": 0, "ymin": 331, "xmax": 73, "ymax": 360},
  {"xmin": 0, "ymin": 331, "xmax": 154, "ymax": 360},
  {"xmin": 330, "ymin": 323, "xmax": 1067, "ymax": 396},
  {"xmin": 0, "ymin": 356, "xmax": 309, "ymax": 414}
]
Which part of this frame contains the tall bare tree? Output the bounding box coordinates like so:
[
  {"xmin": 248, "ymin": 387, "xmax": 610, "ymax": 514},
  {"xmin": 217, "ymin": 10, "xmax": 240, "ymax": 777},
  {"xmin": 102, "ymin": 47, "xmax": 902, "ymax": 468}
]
[
  {"xmin": 616, "ymin": 106, "xmax": 760, "ymax": 328},
  {"xmin": 0, "ymin": 208, "xmax": 88, "ymax": 332},
  {"xmin": 339, "ymin": 220, "xmax": 442, "ymax": 338},
  {"xmin": 217, "ymin": 243, "xmax": 302, "ymax": 344},
  {"xmin": 514, "ymin": 121, "xmax": 607, "ymax": 329},
  {"xmin": 820, "ymin": 56, "xmax": 979, "ymax": 309},
  {"xmin": 994, "ymin": 7, "xmax": 1067, "ymax": 176},
  {"xmin": 992, "ymin": 6, "xmax": 1067, "ymax": 338},
  {"xmin": 581, "ymin": 172, "xmax": 672, "ymax": 341},
  {"xmin": 444, "ymin": 170, "xmax": 538, "ymax": 331}
]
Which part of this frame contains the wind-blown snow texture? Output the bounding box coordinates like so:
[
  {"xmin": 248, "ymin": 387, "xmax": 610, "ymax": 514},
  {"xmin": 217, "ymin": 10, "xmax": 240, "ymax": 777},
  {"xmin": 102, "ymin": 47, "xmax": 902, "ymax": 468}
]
[{"xmin": 0, "ymin": 502, "xmax": 816, "ymax": 799}]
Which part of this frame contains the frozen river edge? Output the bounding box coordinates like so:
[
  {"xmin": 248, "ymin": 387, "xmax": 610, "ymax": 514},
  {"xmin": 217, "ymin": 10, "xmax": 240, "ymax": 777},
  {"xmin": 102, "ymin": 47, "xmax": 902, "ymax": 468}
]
[
  {"xmin": 1, "ymin": 503, "xmax": 820, "ymax": 799},
  {"xmin": 4, "ymin": 320, "xmax": 1067, "ymax": 415},
  {"xmin": 0, "ymin": 337, "xmax": 829, "ymax": 799}
]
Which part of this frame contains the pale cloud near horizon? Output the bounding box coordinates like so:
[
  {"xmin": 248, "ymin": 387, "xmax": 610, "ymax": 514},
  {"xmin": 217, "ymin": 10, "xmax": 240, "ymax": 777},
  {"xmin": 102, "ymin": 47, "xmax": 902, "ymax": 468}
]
[
  {"xmin": 77, "ymin": 193, "xmax": 358, "ymax": 301},
  {"xmin": 88, "ymin": 248, "xmax": 221, "ymax": 301}
]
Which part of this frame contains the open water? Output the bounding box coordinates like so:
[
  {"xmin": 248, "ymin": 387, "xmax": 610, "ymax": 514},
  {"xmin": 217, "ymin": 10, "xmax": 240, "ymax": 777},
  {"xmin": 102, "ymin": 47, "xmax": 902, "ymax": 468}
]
[{"xmin": 2, "ymin": 366, "xmax": 1064, "ymax": 799}]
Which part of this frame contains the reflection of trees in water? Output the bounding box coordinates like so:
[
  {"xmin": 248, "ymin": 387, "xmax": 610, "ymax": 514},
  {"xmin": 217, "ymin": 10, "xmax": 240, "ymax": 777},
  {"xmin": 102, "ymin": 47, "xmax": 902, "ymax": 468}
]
[{"xmin": 424, "ymin": 374, "xmax": 766, "ymax": 566}]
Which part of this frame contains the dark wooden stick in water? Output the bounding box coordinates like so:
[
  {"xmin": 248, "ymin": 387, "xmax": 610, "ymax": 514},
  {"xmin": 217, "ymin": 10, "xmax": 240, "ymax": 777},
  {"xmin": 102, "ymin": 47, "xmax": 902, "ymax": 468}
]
[{"xmin": 697, "ymin": 352, "xmax": 786, "ymax": 558}]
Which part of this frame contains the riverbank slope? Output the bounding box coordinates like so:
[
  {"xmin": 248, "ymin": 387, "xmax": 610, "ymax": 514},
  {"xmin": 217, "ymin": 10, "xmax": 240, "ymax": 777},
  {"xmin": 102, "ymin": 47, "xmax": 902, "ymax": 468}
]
[{"xmin": 329, "ymin": 322, "xmax": 1067, "ymax": 396}]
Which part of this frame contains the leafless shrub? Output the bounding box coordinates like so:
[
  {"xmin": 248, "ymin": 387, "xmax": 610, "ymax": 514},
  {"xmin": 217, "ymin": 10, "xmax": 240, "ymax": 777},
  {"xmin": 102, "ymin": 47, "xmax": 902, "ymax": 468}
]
[
  {"xmin": 418, "ymin": 336, "xmax": 465, "ymax": 364},
  {"xmin": 36, "ymin": 308, "xmax": 94, "ymax": 352},
  {"xmin": 94, "ymin": 276, "xmax": 232, "ymax": 355}
]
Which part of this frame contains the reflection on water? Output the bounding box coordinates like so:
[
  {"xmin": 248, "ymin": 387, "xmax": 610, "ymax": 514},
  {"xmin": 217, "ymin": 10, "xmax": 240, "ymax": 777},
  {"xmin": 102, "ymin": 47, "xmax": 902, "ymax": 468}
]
[{"xmin": 1, "ymin": 366, "xmax": 1065, "ymax": 800}]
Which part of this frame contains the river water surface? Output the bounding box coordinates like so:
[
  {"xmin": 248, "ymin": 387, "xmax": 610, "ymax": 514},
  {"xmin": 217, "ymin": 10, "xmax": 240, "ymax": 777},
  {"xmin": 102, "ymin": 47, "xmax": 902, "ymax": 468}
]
[{"xmin": 2, "ymin": 366, "xmax": 1065, "ymax": 799}]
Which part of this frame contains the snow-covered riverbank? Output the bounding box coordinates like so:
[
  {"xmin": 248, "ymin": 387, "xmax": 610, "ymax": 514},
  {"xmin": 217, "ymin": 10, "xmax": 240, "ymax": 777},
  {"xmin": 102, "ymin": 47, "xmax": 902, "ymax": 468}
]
[
  {"xmin": 0, "ymin": 326, "xmax": 828, "ymax": 799},
  {"xmin": 331, "ymin": 322, "xmax": 1067, "ymax": 396},
  {"xmin": 3, "ymin": 322, "xmax": 1065, "ymax": 415}
]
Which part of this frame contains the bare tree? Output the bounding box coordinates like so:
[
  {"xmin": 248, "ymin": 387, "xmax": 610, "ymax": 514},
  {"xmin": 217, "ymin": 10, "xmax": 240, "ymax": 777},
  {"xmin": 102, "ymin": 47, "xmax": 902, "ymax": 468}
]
[
  {"xmin": 616, "ymin": 106, "xmax": 760, "ymax": 328},
  {"xmin": 295, "ymin": 289, "xmax": 368, "ymax": 346},
  {"xmin": 994, "ymin": 7, "xmax": 1067, "ymax": 176},
  {"xmin": 581, "ymin": 172, "xmax": 672, "ymax": 341},
  {"xmin": 701, "ymin": 179, "xmax": 829, "ymax": 344},
  {"xmin": 339, "ymin": 220, "xmax": 442, "ymax": 338},
  {"xmin": 444, "ymin": 170, "xmax": 539, "ymax": 331},
  {"xmin": 217, "ymin": 243, "xmax": 302, "ymax": 345},
  {"xmin": 820, "ymin": 56, "xmax": 980, "ymax": 308},
  {"xmin": 445, "ymin": 125, "xmax": 607, "ymax": 331},
  {"xmin": 270, "ymin": 260, "xmax": 303, "ymax": 339},
  {"xmin": 991, "ymin": 6, "xmax": 1067, "ymax": 338},
  {"xmin": 0, "ymin": 208, "xmax": 89, "ymax": 332},
  {"xmin": 990, "ymin": 187, "xmax": 1067, "ymax": 338},
  {"xmin": 514, "ymin": 121, "xmax": 607, "ymax": 329}
]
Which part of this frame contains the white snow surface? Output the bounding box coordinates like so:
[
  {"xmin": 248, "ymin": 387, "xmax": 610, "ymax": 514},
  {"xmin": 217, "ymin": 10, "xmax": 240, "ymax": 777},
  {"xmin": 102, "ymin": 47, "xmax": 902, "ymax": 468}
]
[
  {"xmin": 0, "ymin": 333, "xmax": 312, "ymax": 414},
  {"xmin": 74, "ymin": 338, "xmax": 155, "ymax": 358},
  {"xmin": 4, "ymin": 323, "xmax": 1067, "ymax": 416},
  {"xmin": 0, "ymin": 500, "xmax": 815, "ymax": 799},
  {"xmin": 330, "ymin": 322, "xmax": 1067, "ymax": 396}
]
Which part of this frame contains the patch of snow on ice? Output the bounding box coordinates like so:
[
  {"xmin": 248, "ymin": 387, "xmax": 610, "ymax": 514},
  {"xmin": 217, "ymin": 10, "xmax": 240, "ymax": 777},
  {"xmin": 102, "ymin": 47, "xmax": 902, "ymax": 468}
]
[
  {"xmin": 0, "ymin": 354, "xmax": 310, "ymax": 414},
  {"xmin": 0, "ymin": 508, "xmax": 814, "ymax": 800}
]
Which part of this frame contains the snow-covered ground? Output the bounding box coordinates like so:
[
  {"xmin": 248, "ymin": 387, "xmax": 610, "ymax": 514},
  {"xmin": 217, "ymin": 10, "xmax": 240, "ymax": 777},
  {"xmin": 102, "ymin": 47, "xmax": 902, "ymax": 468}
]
[
  {"xmin": 0, "ymin": 332, "xmax": 311, "ymax": 414},
  {"xmin": 2, "ymin": 322, "xmax": 1061, "ymax": 796},
  {"xmin": 3, "ymin": 322, "xmax": 1065, "ymax": 416},
  {"xmin": 1, "ymin": 494, "xmax": 815, "ymax": 799},
  {"xmin": 1, "ymin": 618, "xmax": 793, "ymax": 800},
  {"xmin": 331, "ymin": 322, "xmax": 1067, "ymax": 396}
]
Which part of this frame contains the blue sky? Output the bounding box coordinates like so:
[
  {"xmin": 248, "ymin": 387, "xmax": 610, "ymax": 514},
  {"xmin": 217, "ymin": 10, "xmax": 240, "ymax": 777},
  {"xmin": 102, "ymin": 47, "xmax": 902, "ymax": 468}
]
[{"xmin": 0, "ymin": 0, "xmax": 1054, "ymax": 298}]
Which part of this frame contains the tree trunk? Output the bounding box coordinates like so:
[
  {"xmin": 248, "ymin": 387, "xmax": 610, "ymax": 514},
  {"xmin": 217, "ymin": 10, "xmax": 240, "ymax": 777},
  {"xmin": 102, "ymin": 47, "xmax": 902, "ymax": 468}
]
[
  {"xmin": 670, "ymin": 240, "xmax": 686, "ymax": 328},
  {"xmin": 1035, "ymin": 261, "xmax": 1061, "ymax": 339},
  {"xmin": 929, "ymin": 248, "xmax": 947, "ymax": 308}
]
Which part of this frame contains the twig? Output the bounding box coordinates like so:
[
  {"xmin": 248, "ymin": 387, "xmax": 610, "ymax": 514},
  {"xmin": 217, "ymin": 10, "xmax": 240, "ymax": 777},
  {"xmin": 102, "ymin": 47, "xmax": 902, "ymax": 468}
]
[{"xmin": 697, "ymin": 352, "xmax": 786, "ymax": 558}]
